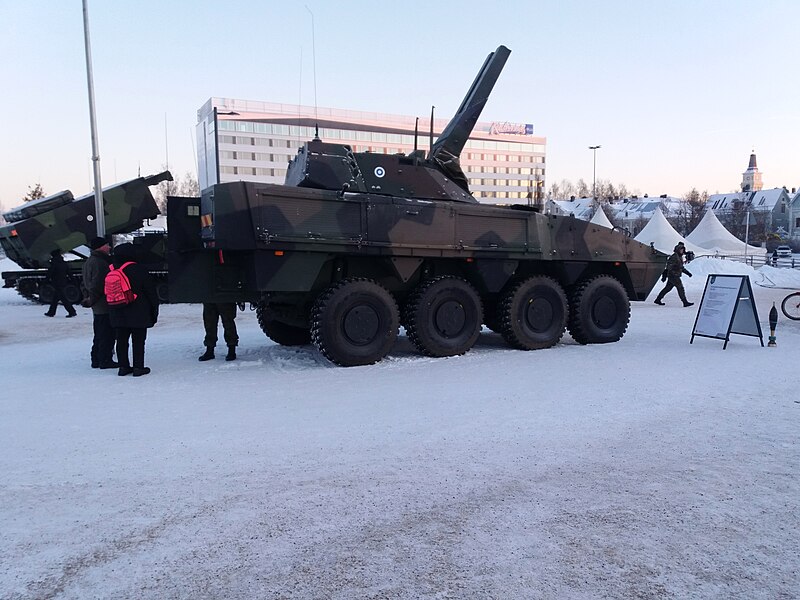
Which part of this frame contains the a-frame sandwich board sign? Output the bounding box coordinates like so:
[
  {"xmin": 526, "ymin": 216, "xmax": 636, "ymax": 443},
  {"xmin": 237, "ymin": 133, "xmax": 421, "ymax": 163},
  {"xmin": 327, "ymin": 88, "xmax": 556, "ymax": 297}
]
[{"xmin": 690, "ymin": 274, "xmax": 763, "ymax": 349}]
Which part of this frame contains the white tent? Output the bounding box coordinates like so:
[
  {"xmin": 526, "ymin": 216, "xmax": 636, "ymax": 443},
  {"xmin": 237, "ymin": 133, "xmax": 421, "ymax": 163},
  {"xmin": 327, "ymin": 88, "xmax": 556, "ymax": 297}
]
[
  {"xmin": 685, "ymin": 209, "xmax": 766, "ymax": 256},
  {"xmin": 634, "ymin": 207, "xmax": 707, "ymax": 255},
  {"xmin": 589, "ymin": 206, "xmax": 613, "ymax": 228}
]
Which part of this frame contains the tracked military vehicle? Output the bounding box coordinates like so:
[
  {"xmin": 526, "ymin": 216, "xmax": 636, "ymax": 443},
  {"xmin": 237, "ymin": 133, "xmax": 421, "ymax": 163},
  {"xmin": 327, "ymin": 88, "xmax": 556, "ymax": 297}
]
[
  {"xmin": 1, "ymin": 172, "xmax": 171, "ymax": 303},
  {"xmin": 168, "ymin": 46, "xmax": 665, "ymax": 366}
]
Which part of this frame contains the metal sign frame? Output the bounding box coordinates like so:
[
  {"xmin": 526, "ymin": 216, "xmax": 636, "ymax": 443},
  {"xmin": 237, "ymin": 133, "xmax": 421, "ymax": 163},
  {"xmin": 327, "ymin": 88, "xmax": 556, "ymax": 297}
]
[{"xmin": 690, "ymin": 274, "xmax": 764, "ymax": 349}]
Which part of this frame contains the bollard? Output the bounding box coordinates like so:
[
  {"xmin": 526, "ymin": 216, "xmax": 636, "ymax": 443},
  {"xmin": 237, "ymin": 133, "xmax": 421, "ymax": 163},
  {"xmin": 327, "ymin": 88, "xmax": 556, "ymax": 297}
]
[{"xmin": 768, "ymin": 302, "xmax": 778, "ymax": 347}]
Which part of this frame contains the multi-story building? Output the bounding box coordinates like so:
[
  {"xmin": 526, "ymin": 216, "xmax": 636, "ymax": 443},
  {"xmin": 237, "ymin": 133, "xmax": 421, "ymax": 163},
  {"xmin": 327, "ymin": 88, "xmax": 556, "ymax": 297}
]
[{"xmin": 196, "ymin": 98, "xmax": 546, "ymax": 203}]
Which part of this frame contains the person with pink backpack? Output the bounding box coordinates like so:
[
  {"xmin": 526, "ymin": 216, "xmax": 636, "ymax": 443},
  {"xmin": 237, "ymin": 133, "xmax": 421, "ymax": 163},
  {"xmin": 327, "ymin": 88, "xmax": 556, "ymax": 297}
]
[{"xmin": 106, "ymin": 243, "xmax": 159, "ymax": 377}]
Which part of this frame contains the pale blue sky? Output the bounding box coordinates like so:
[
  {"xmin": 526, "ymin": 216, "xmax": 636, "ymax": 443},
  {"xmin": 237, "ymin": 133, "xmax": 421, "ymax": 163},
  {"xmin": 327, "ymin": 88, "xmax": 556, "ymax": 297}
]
[{"xmin": 2, "ymin": 0, "xmax": 798, "ymax": 207}]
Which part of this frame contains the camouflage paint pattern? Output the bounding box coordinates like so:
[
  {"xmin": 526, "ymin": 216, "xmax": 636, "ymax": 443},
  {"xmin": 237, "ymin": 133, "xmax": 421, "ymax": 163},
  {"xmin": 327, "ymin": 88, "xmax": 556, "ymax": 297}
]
[
  {"xmin": 0, "ymin": 172, "xmax": 171, "ymax": 269},
  {"xmin": 168, "ymin": 180, "xmax": 665, "ymax": 309}
]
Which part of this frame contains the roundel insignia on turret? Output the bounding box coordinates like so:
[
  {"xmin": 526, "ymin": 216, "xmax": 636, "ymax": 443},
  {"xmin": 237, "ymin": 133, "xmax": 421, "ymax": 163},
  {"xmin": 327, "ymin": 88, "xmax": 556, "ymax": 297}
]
[{"xmin": 374, "ymin": 166, "xmax": 385, "ymax": 178}]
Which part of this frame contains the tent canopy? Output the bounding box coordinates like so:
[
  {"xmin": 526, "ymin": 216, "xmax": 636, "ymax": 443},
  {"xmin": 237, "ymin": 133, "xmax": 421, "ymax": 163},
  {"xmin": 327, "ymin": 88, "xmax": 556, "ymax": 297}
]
[
  {"xmin": 685, "ymin": 209, "xmax": 766, "ymax": 256},
  {"xmin": 589, "ymin": 206, "xmax": 613, "ymax": 228},
  {"xmin": 633, "ymin": 207, "xmax": 706, "ymax": 255}
]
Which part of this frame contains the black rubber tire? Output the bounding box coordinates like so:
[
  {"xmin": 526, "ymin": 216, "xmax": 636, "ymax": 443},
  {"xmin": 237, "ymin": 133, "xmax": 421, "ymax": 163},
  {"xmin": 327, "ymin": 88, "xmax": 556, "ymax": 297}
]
[
  {"xmin": 38, "ymin": 283, "xmax": 55, "ymax": 305},
  {"xmin": 498, "ymin": 276, "xmax": 568, "ymax": 350},
  {"xmin": 17, "ymin": 278, "xmax": 38, "ymax": 301},
  {"xmin": 568, "ymin": 275, "xmax": 630, "ymax": 345},
  {"xmin": 311, "ymin": 278, "xmax": 399, "ymax": 366},
  {"xmin": 155, "ymin": 282, "xmax": 169, "ymax": 304},
  {"xmin": 64, "ymin": 283, "xmax": 82, "ymax": 305},
  {"xmin": 404, "ymin": 276, "xmax": 483, "ymax": 357},
  {"xmin": 781, "ymin": 292, "xmax": 800, "ymax": 321},
  {"xmin": 256, "ymin": 303, "xmax": 311, "ymax": 346}
]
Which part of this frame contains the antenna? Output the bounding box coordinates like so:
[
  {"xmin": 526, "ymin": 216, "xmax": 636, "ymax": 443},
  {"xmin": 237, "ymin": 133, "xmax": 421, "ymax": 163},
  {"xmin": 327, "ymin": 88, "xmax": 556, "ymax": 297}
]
[
  {"xmin": 428, "ymin": 106, "xmax": 435, "ymax": 158},
  {"xmin": 413, "ymin": 117, "xmax": 419, "ymax": 166},
  {"xmin": 305, "ymin": 6, "xmax": 318, "ymax": 125},
  {"xmin": 190, "ymin": 127, "xmax": 198, "ymax": 181},
  {"xmin": 164, "ymin": 113, "xmax": 170, "ymax": 195},
  {"xmin": 298, "ymin": 46, "xmax": 303, "ymax": 143}
]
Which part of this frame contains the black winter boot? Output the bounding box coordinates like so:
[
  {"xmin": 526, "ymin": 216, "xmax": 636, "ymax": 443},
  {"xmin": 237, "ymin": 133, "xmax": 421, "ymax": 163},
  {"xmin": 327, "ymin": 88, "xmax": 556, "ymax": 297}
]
[
  {"xmin": 198, "ymin": 347, "xmax": 215, "ymax": 361},
  {"xmin": 225, "ymin": 346, "xmax": 236, "ymax": 361}
]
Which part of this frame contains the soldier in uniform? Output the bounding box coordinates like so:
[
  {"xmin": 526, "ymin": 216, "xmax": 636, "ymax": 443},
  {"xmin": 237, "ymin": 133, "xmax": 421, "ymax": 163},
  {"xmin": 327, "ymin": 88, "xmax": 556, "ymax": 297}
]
[
  {"xmin": 44, "ymin": 250, "xmax": 77, "ymax": 318},
  {"xmin": 654, "ymin": 242, "xmax": 694, "ymax": 307},
  {"xmin": 81, "ymin": 237, "xmax": 117, "ymax": 369},
  {"xmin": 198, "ymin": 303, "xmax": 238, "ymax": 361}
]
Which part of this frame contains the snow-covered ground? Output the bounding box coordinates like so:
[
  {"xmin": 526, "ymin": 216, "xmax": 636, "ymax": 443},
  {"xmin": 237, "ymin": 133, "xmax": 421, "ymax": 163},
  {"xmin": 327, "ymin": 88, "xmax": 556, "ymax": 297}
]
[{"xmin": 1, "ymin": 257, "xmax": 798, "ymax": 599}]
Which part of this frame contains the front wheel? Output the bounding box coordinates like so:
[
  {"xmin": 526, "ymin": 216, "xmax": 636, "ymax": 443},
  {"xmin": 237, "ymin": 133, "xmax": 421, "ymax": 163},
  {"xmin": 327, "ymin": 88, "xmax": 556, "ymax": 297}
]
[
  {"xmin": 256, "ymin": 303, "xmax": 311, "ymax": 346},
  {"xmin": 568, "ymin": 275, "xmax": 630, "ymax": 344},
  {"xmin": 781, "ymin": 292, "xmax": 800, "ymax": 321},
  {"xmin": 311, "ymin": 278, "xmax": 399, "ymax": 366}
]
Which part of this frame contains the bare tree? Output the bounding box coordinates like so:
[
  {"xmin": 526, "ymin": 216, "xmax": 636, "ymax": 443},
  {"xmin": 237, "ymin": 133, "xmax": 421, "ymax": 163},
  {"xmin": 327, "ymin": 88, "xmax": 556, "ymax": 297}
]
[
  {"xmin": 576, "ymin": 178, "xmax": 590, "ymax": 198},
  {"xmin": 154, "ymin": 170, "xmax": 199, "ymax": 212},
  {"xmin": 23, "ymin": 183, "xmax": 46, "ymax": 202}
]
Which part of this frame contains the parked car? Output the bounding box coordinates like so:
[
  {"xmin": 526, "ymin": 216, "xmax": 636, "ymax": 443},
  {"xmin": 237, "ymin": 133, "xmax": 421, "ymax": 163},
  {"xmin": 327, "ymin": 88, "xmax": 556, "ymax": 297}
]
[{"xmin": 775, "ymin": 245, "xmax": 792, "ymax": 257}]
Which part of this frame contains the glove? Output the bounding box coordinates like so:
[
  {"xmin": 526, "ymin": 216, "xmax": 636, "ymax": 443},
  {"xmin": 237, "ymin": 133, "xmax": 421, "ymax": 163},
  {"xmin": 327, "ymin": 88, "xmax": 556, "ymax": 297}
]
[
  {"xmin": 661, "ymin": 274, "xmax": 667, "ymax": 282},
  {"xmin": 686, "ymin": 271, "xmax": 692, "ymax": 278}
]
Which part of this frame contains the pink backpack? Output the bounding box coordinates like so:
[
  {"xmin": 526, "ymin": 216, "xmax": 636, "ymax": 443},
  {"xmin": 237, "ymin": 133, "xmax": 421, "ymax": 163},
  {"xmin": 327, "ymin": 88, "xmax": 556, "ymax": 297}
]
[{"xmin": 104, "ymin": 262, "xmax": 138, "ymax": 306}]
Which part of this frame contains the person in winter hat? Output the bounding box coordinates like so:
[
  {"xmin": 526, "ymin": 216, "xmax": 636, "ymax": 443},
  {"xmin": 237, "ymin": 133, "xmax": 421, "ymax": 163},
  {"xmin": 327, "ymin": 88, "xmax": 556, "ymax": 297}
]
[
  {"xmin": 107, "ymin": 243, "xmax": 159, "ymax": 377},
  {"xmin": 81, "ymin": 237, "xmax": 117, "ymax": 369},
  {"xmin": 44, "ymin": 249, "xmax": 77, "ymax": 318},
  {"xmin": 654, "ymin": 242, "xmax": 694, "ymax": 307}
]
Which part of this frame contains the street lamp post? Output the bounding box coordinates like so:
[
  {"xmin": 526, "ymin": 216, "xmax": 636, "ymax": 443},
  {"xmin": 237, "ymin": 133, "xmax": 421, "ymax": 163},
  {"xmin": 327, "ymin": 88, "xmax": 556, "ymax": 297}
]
[{"xmin": 589, "ymin": 145, "xmax": 601, "ymax": 214}]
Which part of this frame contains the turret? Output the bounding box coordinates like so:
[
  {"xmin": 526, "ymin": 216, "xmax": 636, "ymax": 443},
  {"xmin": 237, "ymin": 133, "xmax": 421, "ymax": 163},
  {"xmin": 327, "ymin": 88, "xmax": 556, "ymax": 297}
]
[{"xmin": 285, "ymin": 46, "xmax": 511, "ymax": 203}]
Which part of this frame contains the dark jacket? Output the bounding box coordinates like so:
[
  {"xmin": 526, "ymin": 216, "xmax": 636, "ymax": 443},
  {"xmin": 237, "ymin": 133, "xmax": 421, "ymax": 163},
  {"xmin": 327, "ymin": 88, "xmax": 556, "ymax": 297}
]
[
  {"xmin": 108, "ymin": 251, "xmax": 159, "ymax": 330},
  {"xmin": 81, "ymin": 250, "xmax": 112, "ymax": 314},
  {"xmin": 665, "ymin": 252, "xmax": 691, "ymax": 279},
  {"xmin": 47, "ymin": 253, "xmax": 69, "ymax": 287}
]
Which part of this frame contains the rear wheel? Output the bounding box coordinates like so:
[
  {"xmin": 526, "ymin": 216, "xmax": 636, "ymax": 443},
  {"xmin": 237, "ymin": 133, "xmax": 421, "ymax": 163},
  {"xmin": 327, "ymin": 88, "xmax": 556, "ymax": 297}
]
[
  {"xmin": 405, "ymin": 276, "xmax": 483, "ymax": 357},
  {"xmin": 311, "ymin": 278, "xmax": 399, "ymax": 366},
  {"xmin": 38, "ymin": 283, "xmax": 55, "ymax": 305},
  {"xmin": 64, "ymin": 282, "xmax": 82, "ymax": 305},
  {"xmin": 781, "ymin": 292, "xmax": 800, "ymax": 321},
  {"xmin": 16, "ymin": 278, "xmax": 38, "ymax": 301},
  {"xmin": 498, "ymin": 276, "xmax": 568, "ymax": 350},
  {"xmin": 256, "ymin": 303, "xmax": 311, "ymax": 346},
  {"xmin": 568, "ymin": 275, "xmax": 630, "ymax": 344}
]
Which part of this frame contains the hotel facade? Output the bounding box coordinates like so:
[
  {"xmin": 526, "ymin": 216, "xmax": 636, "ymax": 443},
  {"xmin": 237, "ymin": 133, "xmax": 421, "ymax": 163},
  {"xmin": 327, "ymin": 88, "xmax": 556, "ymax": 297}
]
[{"xmin": 197, "ymin": 98, "xmax": 546, "ymax": 203}]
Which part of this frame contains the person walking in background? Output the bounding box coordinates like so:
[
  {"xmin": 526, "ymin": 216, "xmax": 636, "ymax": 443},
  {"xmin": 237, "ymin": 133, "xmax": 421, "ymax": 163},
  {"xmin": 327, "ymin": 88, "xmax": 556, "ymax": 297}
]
[
  {"xmin": 198, "ymin": 303, "xmax": 239, "ymax": 361},
  {"xmin": 81, "ymin": 237, "xmax": 117, "ymax": 369},
  {"xmin": 107, "ymin": 243, "xmax": 159, "ymax": 377},
  {"xmin": 44, "ymin": 249, "xmax": 77, "ymax": 318},
  {"xmin": 654, "ymin": 242, "xmax": 694, "ymax": 307}
]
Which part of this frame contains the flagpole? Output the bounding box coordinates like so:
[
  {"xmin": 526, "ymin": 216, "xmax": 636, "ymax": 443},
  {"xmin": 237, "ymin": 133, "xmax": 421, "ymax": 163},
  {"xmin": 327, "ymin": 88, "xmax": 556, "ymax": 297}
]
[{"xmin": 82, "ymin": 0, "xmax": 105, "ymax": 237}]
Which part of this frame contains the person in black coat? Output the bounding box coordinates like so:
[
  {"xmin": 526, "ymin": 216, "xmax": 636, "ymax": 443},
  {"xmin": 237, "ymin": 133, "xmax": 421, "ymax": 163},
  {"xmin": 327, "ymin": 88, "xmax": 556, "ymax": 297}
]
[
  {"xmin": 44, "ymin": 250, "xmax": 77, "ymax": 318},
  {"xmin": 81, "ymin": 237, "xmax": 117, "ymax": 369},
  {"xmin": 108, "ymin": 243, "xmax": 159, "ymax": 377}
]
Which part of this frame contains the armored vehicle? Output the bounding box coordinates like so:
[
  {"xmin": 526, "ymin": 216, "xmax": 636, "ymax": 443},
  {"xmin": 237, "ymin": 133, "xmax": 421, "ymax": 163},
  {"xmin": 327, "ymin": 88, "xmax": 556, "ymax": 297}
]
[
  {"xmin": 168, "ymin": 46, "xmax": 665, "ymax": 366},
  {"xmin": 1, "ymin": 171, "xmax": 171, "ymax": 303}
]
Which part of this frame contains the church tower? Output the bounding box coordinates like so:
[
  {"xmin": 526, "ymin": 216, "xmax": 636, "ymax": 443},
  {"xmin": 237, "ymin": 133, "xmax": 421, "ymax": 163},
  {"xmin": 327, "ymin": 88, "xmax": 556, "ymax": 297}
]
[{"xmin": 741, "ymin": 150, "xmax": 763, "ymax": 192}]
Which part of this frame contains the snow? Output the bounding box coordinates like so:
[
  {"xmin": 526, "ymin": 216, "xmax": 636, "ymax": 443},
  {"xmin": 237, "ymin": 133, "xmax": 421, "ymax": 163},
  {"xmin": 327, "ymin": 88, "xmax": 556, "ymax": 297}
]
[{"xmin": 1, "ymin": 257, "xmax": 799, "ymax": 598}]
